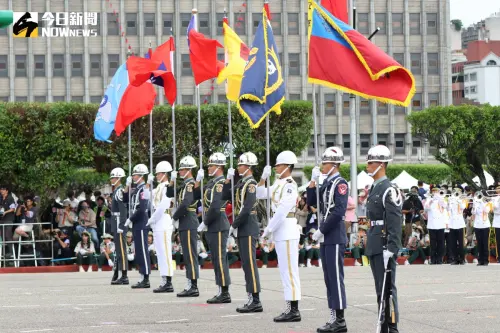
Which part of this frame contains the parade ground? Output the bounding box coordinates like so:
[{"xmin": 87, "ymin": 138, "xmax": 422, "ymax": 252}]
[{"xmin": 1, "ymin": 264, "xmax": 500, "ymax": 333}]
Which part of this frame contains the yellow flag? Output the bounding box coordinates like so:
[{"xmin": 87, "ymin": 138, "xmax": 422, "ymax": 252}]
[{"xmin": 217, "ymin": 22, "xmax": 249, "ymax": 102}]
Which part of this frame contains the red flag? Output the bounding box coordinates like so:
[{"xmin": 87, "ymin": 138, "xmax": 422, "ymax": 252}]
[
  {"xmin": 114, "ymin": 83, "xmax": 157, "ymax": 136},
  {"xmin": 320, "ymin": 0, "xmax": 348, "ymax": 24},
  {"xmin": 151, "ymin": 37, "xmax": 177, "ymax": 106},
  {"xmin": 264, "ymin": 3, "xmax": 272, "ymax": 20},
  {"xmin": 125, "ymin": 56, "xmax": 162, "ymax": 86},
  {"xmin": 188, "ymin": 29, "xmax": 224, "ymax": 85}
]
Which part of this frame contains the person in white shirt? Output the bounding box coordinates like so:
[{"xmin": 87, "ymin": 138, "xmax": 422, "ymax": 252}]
[
  {"xmin": 424, "ymin": 187, "xmax": 447, "ymax": 264},
  {"xmin": 492, "ymin": 186, "xmax": 500, "ymax": 264},
  {"xmin": 447, "ymin": 190, "xmax": 468, "ymax": 265},
  {"xmin": 257, "ymin": 151, "xmax": 301, "ymax": 323},
  {"xmin": 472, "ymin": 193, "xmax": 492, "ymax": 266}
]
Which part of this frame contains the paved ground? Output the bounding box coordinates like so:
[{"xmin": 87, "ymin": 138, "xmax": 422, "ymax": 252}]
[{"xmin": 1, "ymin": 264, "xmax": 500, "ymax": 333}]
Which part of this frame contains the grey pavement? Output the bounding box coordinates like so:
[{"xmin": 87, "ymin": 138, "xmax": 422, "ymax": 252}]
[{"xmin": 1, "ymin": 263, "xmax": 500, "ymax": 333}]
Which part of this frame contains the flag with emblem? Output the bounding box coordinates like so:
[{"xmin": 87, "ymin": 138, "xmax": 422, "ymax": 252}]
[{"xmin": 237, "ymin": 9, "xmax": 285, "ymax": 129}]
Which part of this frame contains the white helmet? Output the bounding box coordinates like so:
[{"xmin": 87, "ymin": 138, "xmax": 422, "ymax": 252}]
[
  {"xmin": 110, "ymin": 167, "xmax": 126, "ymax": 179},
  {"xmin": 366, "ymin": 145, "xmax": 393, "ymax": 163},
  {"xmin": 238, "ymin": 152, "xmax": 258, "ymax": 166},
  {"xmin": 208, "ymin": 152, "xmax": 226, "ymax": 166},
  {"xmin": 132, "ymin": 164, "xmax": 149, "ymax": 175},
  {"xmin": 275, "ymin": 151, "xmax": 298, "ymax": 165},
  {"xmin": 322, "ymin": 146, "xmax": 345, "ymax": 163},
  {"xmin": 179, "ymin": 156, "xmax": 197, "ymax": 169},
  {"xmin": 155, "ymin": 161, "xmax": 173, "ymax": 174}
]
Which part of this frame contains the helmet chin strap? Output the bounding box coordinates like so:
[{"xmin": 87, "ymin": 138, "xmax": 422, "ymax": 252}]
[
  {"xmin": 322, "ymin": 165, "xmax": 337, "ymax": 178},
  {"xmin": 111, "ymin": 180, "xmax": 119, "ymax": 187},
  {"xmin": 368, "ymin": 164, "xmax": 383, "ymax": 178},
  {"xmin": 209, "ymin": 166, "xmax": 220, "ymax": 177},
  {"xmin": 180, "ymin": 169, "xmax": 190, "ymax": 179},
  {"xmin": 158, "ymin": 174, "xmax": 165, "ymax": 183},
  {"xmin": 239, "ymin": 167, "xmax": 250, "ymax": 177},
  {"xmin": 277, "ymin": 166, "xmax": 289, "ymax": 179},
  {"xmin": 133, "ymin": 175, "xmax": 144, "ymax": 184}
]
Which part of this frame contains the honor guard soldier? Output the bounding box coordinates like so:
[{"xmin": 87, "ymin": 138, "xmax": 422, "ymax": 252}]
[
  {"xmin": 123, "ymin": 164, "xmax": 152, "ymax": 289},
  {"xmin": 198, "ymin": 152, "xmax": 232, "ymax": 304},
  {"xmin": 169, "ymin": 156, "xmax": 202, "ymax": 297},
  {"xmin": 365, "ymin": 145, "xmax": 402, "ymax": 333},
  {"xmin": 257, "ymin": 151, "xmax": 302, "ymax": 323},
  {"xmin": 307, "ymin": 147, "xmax": 349, "ymax": 333},
  {"xmin": 109, "ymin": 167, "xmax": 129, "ymax": 285},
  {"xmin": 146, "ymin": 161, "xmax": 175, "ymax": 292},
  {"xmin": 226, "ymin": 152, "xmax": 263, "ymax": 313}
]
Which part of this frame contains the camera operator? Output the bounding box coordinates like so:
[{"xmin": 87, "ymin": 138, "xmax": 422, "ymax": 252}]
[
  {"xmin": 404, "ymin": 224, "xmax": 430, "ymax": 265},
  {"xmin": 14, "ymin": 196, "xmax": 38, "ymax": 240},
  {"xmin": 53, "ymin": 229, "xmax": 72, "ymax": 264},
  {"xmin": 402, "ymin": 187, "xmax": 424, "ymax": 247},
  {"xmin": 0, "ymin": 185, "xmax": 17, "ymax": 251}
]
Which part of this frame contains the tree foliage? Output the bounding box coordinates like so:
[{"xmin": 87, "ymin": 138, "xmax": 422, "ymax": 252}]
[
  {"xmin": 0, "ymin": 101, "xmax": 313, "ymax": 198},
  {"xmin": 451, "ymin": 19, "xmax": 463, "ymax": 31},
  {"xmin": 407, "ymin": 104, "xmax": 500, "ymax": 189}
]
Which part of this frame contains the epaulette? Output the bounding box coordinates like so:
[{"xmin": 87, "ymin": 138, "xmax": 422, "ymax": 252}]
[{"xmin": 286, "ymin": 179, "xmax": 293, "ymax": 183}]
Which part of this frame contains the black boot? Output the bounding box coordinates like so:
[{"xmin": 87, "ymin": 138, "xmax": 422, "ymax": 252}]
[
  {"xmin": 131, "ymin": 274, "xmax": 150, "ymax": 289},
  {"xmin": 153, "ymin": 276, "xmax": 174, "ymax": 293},
  {"xmin": 177, "ymin": 279, "xmax": 199, "ymax": 297},
  {"xmin": 274, "ymin": 301, "xmax": 301, "ymax": 322},
  {"xmin": 207, "ymin": 286, "xmax": 231, "ymax": 304},
  {"xmin": 388, "ymin": 322, "xmax": 399, "ymax": 333},
  {"xmin": 111, "ymin": 270, "xmax": 129, "ymax": 285},
  {"xmin": 110, "ymin": 269, "xmax": 119, "ymax": 284},
  {"xmin": 317, "ymin": 309, "xmax": 347, "ymax": 333},
  {"xmin": 237, "ymin": 293, "xmax": 263, "ymax": 313}
]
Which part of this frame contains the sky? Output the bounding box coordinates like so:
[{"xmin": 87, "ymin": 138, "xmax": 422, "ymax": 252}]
[{"xmin": 451, "ymin": 0, "xmax": 499, "ymax": 27}]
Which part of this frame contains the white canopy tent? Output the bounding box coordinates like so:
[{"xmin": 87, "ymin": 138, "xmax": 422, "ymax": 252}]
[
  {"xmin": 392, "ymin": 170, "xmax": 419, "ymax": 190},
  {"xmin": 472, "ymin": 171, "xmax": 495, "ymax": 187},
  {"xmin": 349, "ymin": 171, "xmax": 374, "ymax": 190}
]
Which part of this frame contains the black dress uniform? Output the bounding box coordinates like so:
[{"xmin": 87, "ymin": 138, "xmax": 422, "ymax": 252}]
[
  {"xmin": 204, "ymin": 175, "xmax": 232, "ymax": 303},
  {"xmin": 110, "ymin": 184, "xmax": 129, "ymax": 285},
  {"xmin": 123, "ymin": 182, "xmax": 151, "ymax": 288},
  {"xmin": 365, "ymin": 176, "xmax": 402, "ymax": 333},
  {"xmin": 170, "ymin": 177, "xmax": 201, "ymax": 297},
  {"xmin": 227, "ymin": 175, "xmax": 262, "ymax": 312},
  {"xmin": 307, "ymin": 172, "xmax": 349, "ymax": 333}
]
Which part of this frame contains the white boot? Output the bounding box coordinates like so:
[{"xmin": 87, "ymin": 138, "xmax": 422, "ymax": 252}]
[
  {"xmin": 88, "ymin": 265, "xmax": 93, "ymax": 272},
  {"xmin": 79, "ymin": 266, "xmax": 85, "ymax": 273},
  {"xmin": 98, "ymin": 268, "xmax": 102, "ymax": 272},
  {"xmin": 424, "ymin": 259, "xmax": 429, "ymax": 265},
  {"xmin": 262, "ymin": 264, "xmax": 267, "ymax": 268},
  {"xmin": 355, "ymin": 260, "xmax": 362, "ymax": 266},
  {"xmin": 404, "ymin": 260, "xmax": 410, "ymax": 265},
  {"xmin": 318, "ymin": 259, "xmax": 322, "ymax": 268},
  {"xmin": 473, "ymin": 258, "xmax": 478, "ymax": 264},
  {"xmin": 306, "ymin": 259, "xmax": 312, "ymax": 268}
]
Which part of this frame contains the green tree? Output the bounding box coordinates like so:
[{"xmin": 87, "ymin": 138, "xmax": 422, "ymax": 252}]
[
  {"xmin": 451, "ymin": 19, "xmax": 463, "ymax": 31},
  {"xmin": 407, "ymin": 104, "xmax": 500, "ymax": 189}
]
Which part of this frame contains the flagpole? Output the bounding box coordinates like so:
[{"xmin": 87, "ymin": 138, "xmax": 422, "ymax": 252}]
[
  {"xmin": 264, "ymin": 0, "xmax": 271, "ymax": 229},
  {"xmin": 312, "ymin": 84, "xmax": 322, "ymax": 223},
  {"xmin": 349, "ymin": 2, "xmax": 358, "ymax": 203},
  {"xmin": 170, "ymin": 29, "xmax": 178, "ymax": 208},
  {"xmin": 193, "ymin": 8, "xmax": 205, "ymax": 221},
  {"xmin": 148, "ymin": 40, "xmax": 154, "ymax": 214},
  {"xmin": 127, "ymin": 49, "xmax": 133, "ymax": 218},
  {"xmin": 223, "ymin": 9, "xmax": 235, "ymax": 224}
]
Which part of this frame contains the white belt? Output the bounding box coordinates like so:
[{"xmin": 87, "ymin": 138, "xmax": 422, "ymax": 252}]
[
  {"xmin": 113, "ymin": 212, "xmax": 120, "ymax": 216},
  {"xmin": 370, "ymin": 220, "xmax": 384, "ymax": 227}
]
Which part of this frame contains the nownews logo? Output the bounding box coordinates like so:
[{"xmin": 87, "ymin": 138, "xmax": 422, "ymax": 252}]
[{"xmin": 12, "ymin": 11, "xmax": 98, "ymax": 38}]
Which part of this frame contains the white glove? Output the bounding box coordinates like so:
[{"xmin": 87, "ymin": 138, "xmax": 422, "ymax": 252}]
[
  {"xmin": 229, "ymin": 226, "xmax": 235, "ymax": 236},
  {"xmin": 383, "ymin": 250, "xmax": 394, "ymax": 268},
  {"xmin": 117, "ymin": 227, "xmax": 124, "ymax": 234},
  {"xmin": 227, "ymin": 168, "xmax": 235, "ymax": 179},
  {"xmin": 124, "ymin": 219, "xmax": 132, "ymax": 228},
  {"xmin": 311, "ymin": 166, "xmax": 321, "ymax": 183},
  {"xmin": 197, "ymin": 222, "xmax": 207, "ymax": 233},
  {"xmin": 126, "ymin": 176, "xmax": 132, "ymax": 187},
  {"xmin": 262, "ymin": 227, "xmax": 271, "ymax": 239},
  {"xmin": 79, "ymin": 249, "xmax": 86, "ymax": 255},
  {"xmin": 171, "ymin": 171, "xmax": 178, "ymax": 181},
  {"xmin": 199, "ymin": 252, "xmax": 208, "ymax": 259},
  {"xmin": 312, "ymin": 228, "xmax": 323, "ymax": 241},
  {"xmin": 108, "ymin": 259, "xmax": 114, "ymax": 267},
  {"xmin": 147, "ymin": 173, "xmax": 155, "ymax": 184},
  {"xmin": 261, "ymin": 165, "xmax": 272, "ymax": 181},
  {"xmin": 146, "ymin": 217, "xmax": 155, "ymax": 227},
  {"xmin": 196, "ymin": 169, "xmax": 205, "ymax": 182},
  {"xmin": 173, "ymin": 220, "xmax": 179, "ymax": 230}
]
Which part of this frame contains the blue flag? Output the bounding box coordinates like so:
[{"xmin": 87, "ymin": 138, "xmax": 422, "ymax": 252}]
[
  {"xmin": 93, "ymin": 64, "xmax": 129, "ymax": 142},
  {"xmin": 237, "ymin": 10, "xmax": 285, "ymax": 129}
]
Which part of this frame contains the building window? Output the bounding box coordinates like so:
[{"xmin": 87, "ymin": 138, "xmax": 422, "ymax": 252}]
[
  {"xmin": 198, "ymin": 13, "xmax": 210, "ymax": 36},
  {"xmin": 90, "ymin": 96, "xmax": 102, "ymax": 103},
  {"xmin": 393, "ymin": 53, "xmax": 404, "ymax": 66},
  {"xmin": 34, "ymin": 55, "xmax": 45, "ymax": 77},
  {"xmin": 429, "ymin": 93, "xmax": 439, "ymax": 106},
  {"xmin": 411, "ymin": 53, "xmax": 421, "ymax": 75},
  {"xmin": 427, "ymin": 13, "xmax": 437, "ymax": 35},
  {"xmin": 15, "ymin": 55, "xmax": 27, "ymax": 77},
  {"xmin": 470, "ymin": 73, "xmax": 477, "ymax": 81},
  {"xmin": 216, "ymin": 13, "xmax": 225, "ymax": 35},
  {"xmin": 392, "ymin": 13, "xmax": 403, "ymax": 35},
  {"xmin": 343, "ymin": 134, "xmax": 351, "ymax": 154},
  {"xmin": 428, "ymin": 53, "xmax": 439, "ymax": 75},
  {"xmin": 308, "ymin": 135, "xmax": 318, "ymax": 156},
  {"xmin": 325, "ymin": 93, "xmax": 335, "ymax": 115},
  {"xmin": 252, "ymin": 13, "xmax": 260, "ymax": 34},
  {"xmin": 0, "ymin": 96, "xmax": 8, "ymax": 102},
  {"xmin": 378, "ymin": 134, "xmax": 388, "ymax": 146},
  {"xmin": 360, "ymin": 134, "xmax": 371, "ymax": 155},
  {"xmin": 90, "ymin": 54, "xmax": 101, "ymax": 76},
  {"xmin": 325, "ymin": 134, "xmax": 335, "ymax": 147},
  {"xmin": 342, "ymin": 93, "xmax": 350, "ymax": 115},
  {"xmin": 235, "ymin": 12, "xmax": 247, "ymax": 36},
  {"xmin": 53, "ymin": 96, "xmax": 65, "ymax": 102},
  {"xmin": 107, "ymin": 13, "xmax": 119, "ymax": 35},
  {"xmin": 470, "ymin": 85, "xmax": 477, "ymax": 94},
  {"xmin": 0, "ymin": 55, "xmax": 7, "ymax": 77},
  {"xmin": 358, "ymin": 13, "xmax": 369, "ymax": 34},
  {"xmin": 412, "ymin": 139, "xmax": 421, "ymax": 156},
  {"xmin": 464, "ymin": 87, "xmax": 469, "ymax": 94},
  {"xmin": 181, "ymin": 54, "xmax": 192, "ymax": 76},
  {"xmin": 163, "ymin": 13, "xmax": 173, "ymax": 35},
  {"xmin": 94, "ymin": 13, "xmax": 101, "ymax": 35},
  {"xmin": 218, "ymin": 94, "xmax": 227, "ymax": 104},
  {"xmin": 182, "ymin": 95, "xmax": 193, "ymax": 105},
  {"xmin": 395, "ymin": 106, "xmax": 406, "ymax": 115},
  {"xmin": 34, "ymin": 96, "xmax": 46, "ymax": 102},
  {"xmin": 72, "ymin": 96, "xmax": 84, "ymax": 102},
  {"xmin": 464, "ymin": 74, "xmax": 469, "ymax": 82},
  {"xmin": 289, "ymin": 53, "xmax": 300, "ymax": 75},
  {"xmin": 487, "ymin": 60, "xmax": 497, "ymax": 66},
  {"xmin": 180, "ymin": 13, "xmax": 191, "ymax": 36},
  {"xmin": 288, "ymin": 13, "xmax": 299, "ymax": 35},
  {"xmin": 126, "ymin": 13, "xmax": 137, "ymax": 35},
  {"xmin": 410, "ymin": 13, "xmax": 420, "ymax": 35},
  {"xmin": 375, "ymin": 13, "xmax": 386, "ymax": 34},
  {"xmin": 15, "ymin": 96, "xmax": 28, "ymax": 102},
  {"xmin": 360, "ymin": 98, "xmax": 370, "ymax": 115},
  {"xmin": 53, "ymin": 54, "xmax": 64, "ymax": 77},
  {"xmin": 270, "ymin": 13, "xmax": 281, "ymax": 35},
  {"xmin": 289, "ymin": 94, "xmax": 300, "ymax": 100},
  {"xmin": 395, "ymin": 134, "xmax": 405, "ymax": 154},
  {"xmin": 108, "ymin": 54, "xmax": 119, "ymax": 76},
  {"xmin": 377, "ymin": 101, "xmax": 388, "ymax": 115},
  {"xmin": 71, "ymin": 54, "xmax": 83, "ymax": 76},
  {"xmin": 412, "ymin": 93, "xmax": 422, "ymax": 110},
  {"xmin": 144, "ymin": 13, "xmax": 155, "ymax": 35}
]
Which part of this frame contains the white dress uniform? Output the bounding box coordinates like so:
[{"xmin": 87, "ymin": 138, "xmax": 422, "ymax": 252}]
[
  {"xmin": 257, "ymin": 176, "xmax": 301, "ymax": 302},
  {"xmin": 149, "ymin": 182, "xmax": 175, "ymax": 278},
  {"xmin": 492, "ymin": 198, "xmax": 500, "ymax": 262},
  {"xmin": 473, "ymin": 200, "xmax": 492, "ymax": 265},
  {"xmin": 447, "ymin": 197, "xmax": 467, "ymax": 264},
  {"xmin": 424, "ymin": 197, "xmax": 447, "ymax": 264}
]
